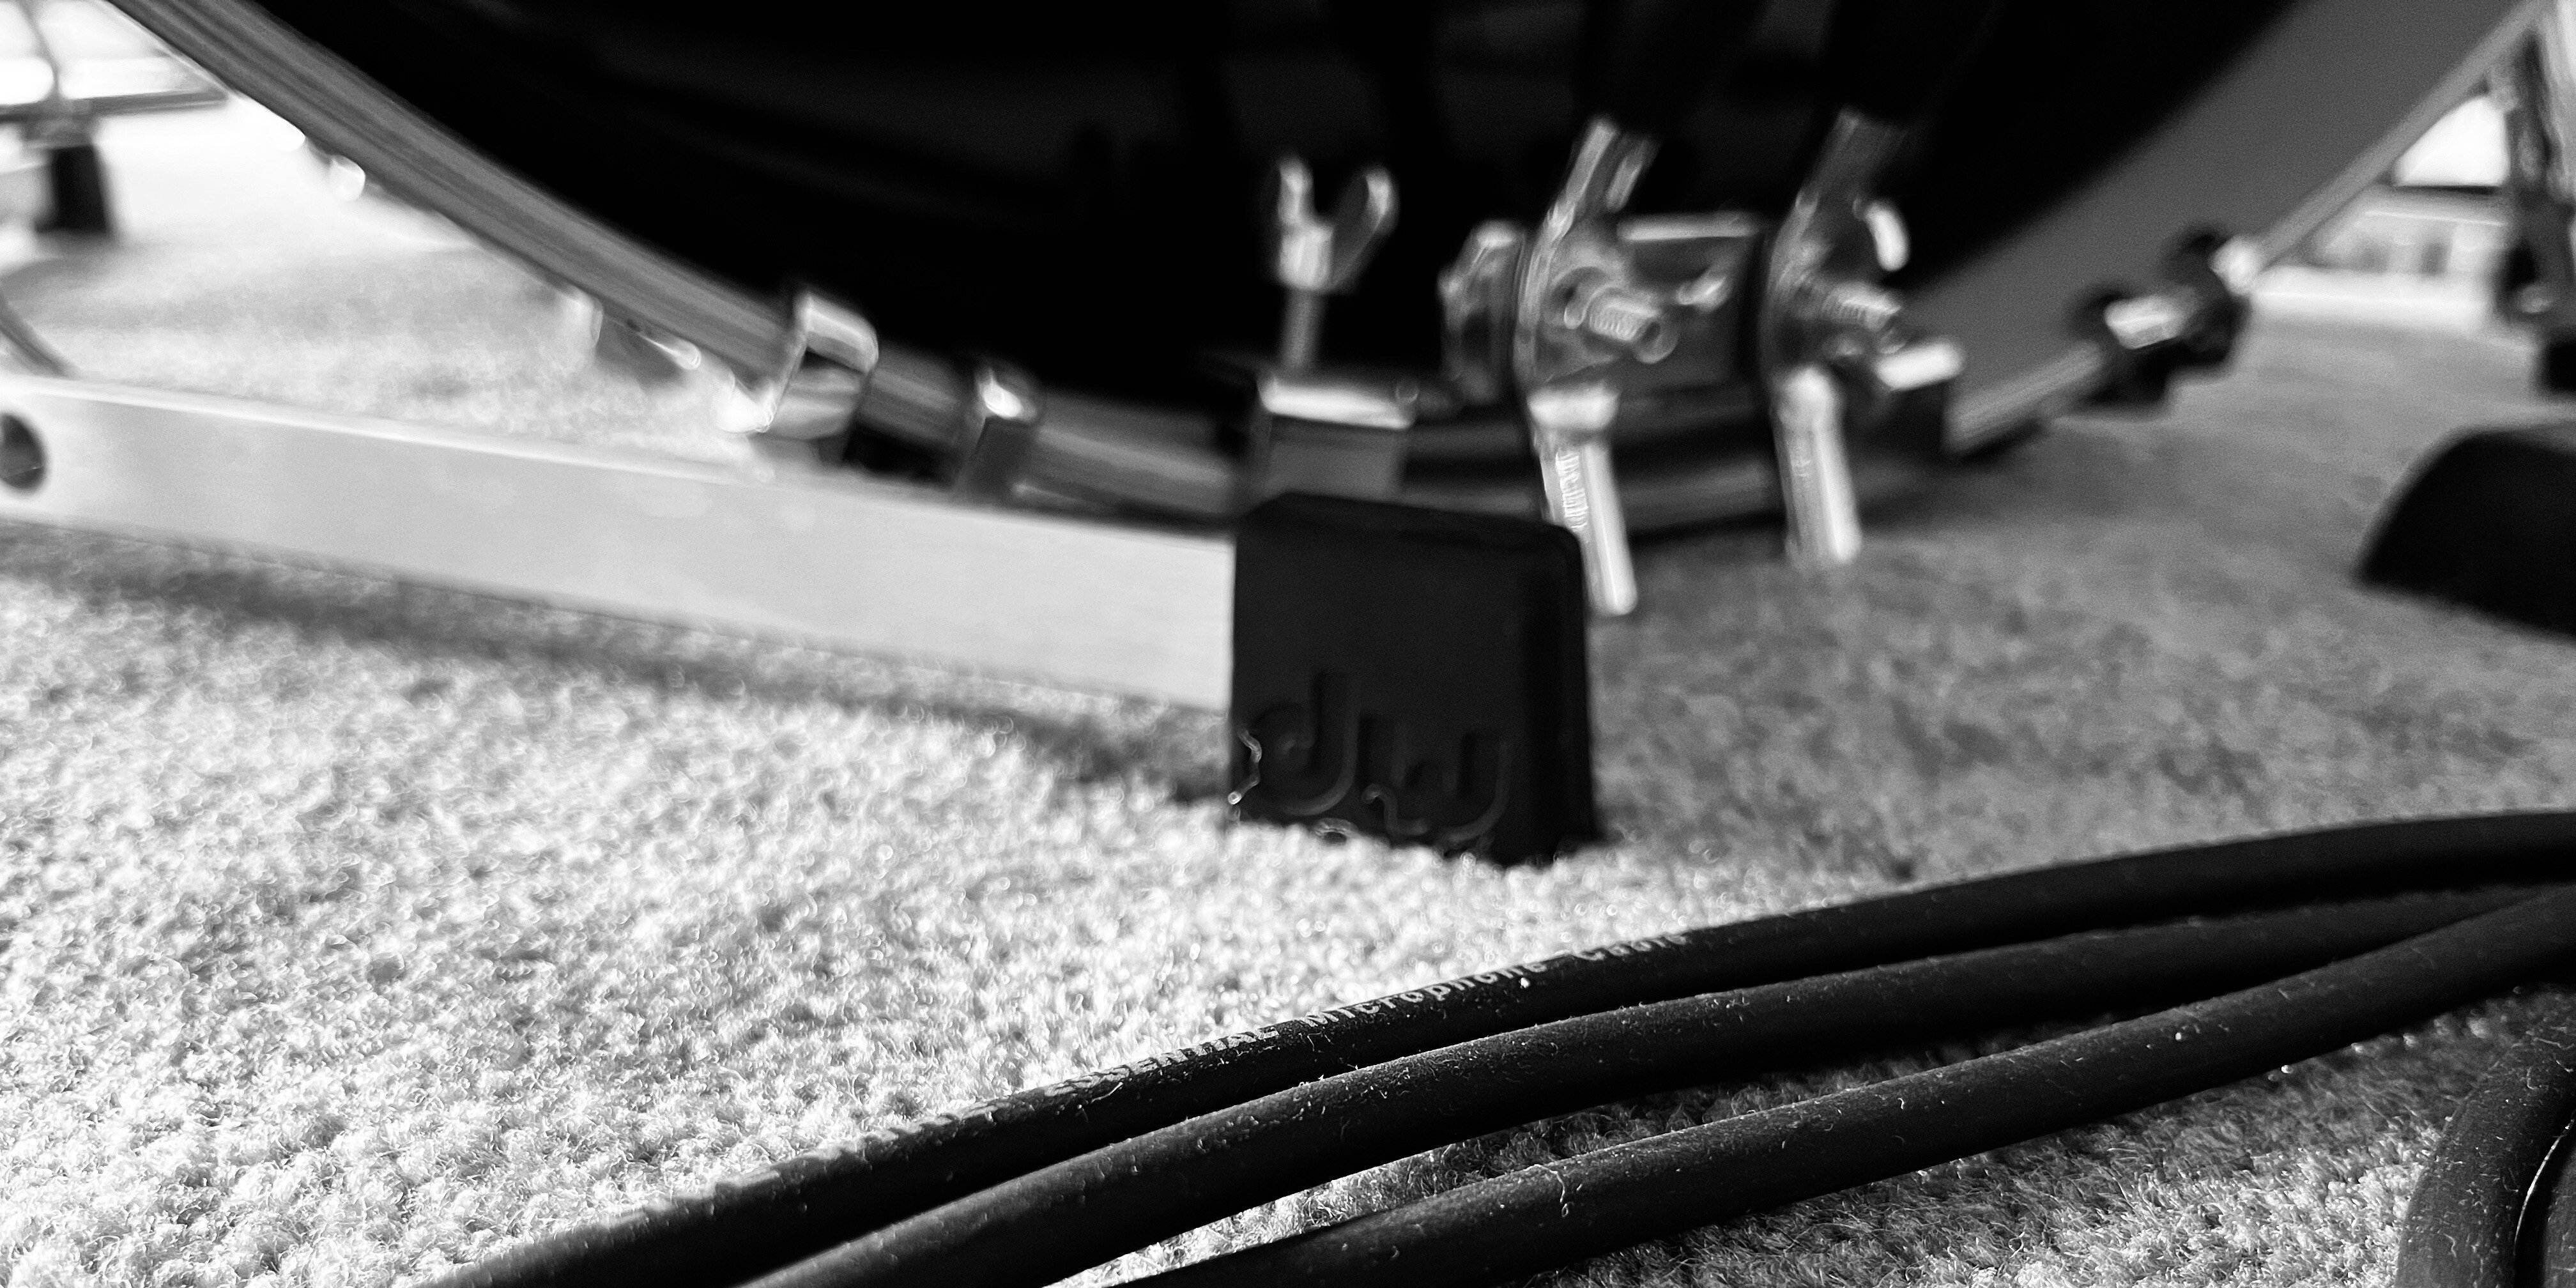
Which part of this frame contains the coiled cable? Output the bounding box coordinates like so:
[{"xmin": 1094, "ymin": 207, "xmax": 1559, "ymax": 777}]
[
  {"xmin": 429, "ymin": 812, "xmax": 2576, "ymax": 1288},
  {"xmin": 2396, "ymin": 990, "xmax": 2576, "ymax": 1288},
  {"xmin": 751, "ymin": 892, "xmax": 2533, "ymax": 1288},
  {"xmin": 1137, "ymin": 886, "xmax": 2576, "ymax": 1287}
]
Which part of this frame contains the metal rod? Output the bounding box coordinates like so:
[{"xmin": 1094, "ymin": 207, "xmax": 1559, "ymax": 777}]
[{"xmin": 1278, "ymin": 290, "xmax": 1324, "ymax": 372}]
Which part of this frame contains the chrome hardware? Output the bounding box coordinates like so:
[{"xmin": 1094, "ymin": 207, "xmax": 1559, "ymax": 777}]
[
  {"xmin": 1443, "ymin": 133, "xmax": 1761, "ymax": 615},
  {"xmin": 1600, "ymin": 213, "xmax": 1763, "ymax": 411},
  {"xmin": 1516, "ymin": 121, "xmax": 1660, "ymax": 388},
  {"xmin": 1259, "ymin": 371, "xmax": 1452, "ymax": 429},
  {"xmin": 1439, "ymin": 222, "xmax": 1524, "ymax": 405},
  {"xmin": 1446, "ymin": 215, "xmax": 1758, "ymax": 403},
  {"xmin": 1248, "ymin": 371, "xmax": 1455, "ymax": 503},
  {"xmin": 1524, "ymin": 380, "xmax": 1636, "ymax": 616},
  {"xmin": 565, "ymin": 288, "xmax": 705, "ymax": 385},
  {"xmin": 2211, "ymin": 238, "xmax": 2264, "ymax": 298},
  {"xmin": 594, "ymin": 315, "xmax": 703, "ymax": 383},
  {"xmin": 1772, "ymin": 365, "xmax": 1861, "ymax": 568},
  {"xmin": 1245, "ymin": 158, "xmax": 1402, "ymax": 505},
  {"xmin": 1559, "ymin": 277, "xmax": 1676, "ymax": 362},
  {"xmin": 1514, "ymin": 118, "xmax": 1659, "ymax": 617},
  {"xmin": 1863, "ymin": 200, "xmax": 1910, "ymax": 273},
  {"xmin": 2101, "ymin": 295, "xmax": 2193, "ymax": 351},
  {"xmin": 1756, "ymin": 111, "xmax": 1963, "ymax": 569},
  {"xmin": 1267, "ymin": 158, "xmax": 1398, "ymax": 371},
  {"xmin": 2084, "ymin": 229, "xmax": 2260, "ymax": 407},
  {"xmin": 2495, "ymin": 14, "xmax": 2576, "ymax": 358},
  {"xmin": 20, "ymin": 0, "xmax": 108, "ymax": 236},
  {"xmin": 1870, "ymin": 339, "xmax": 1966, "ymax": 394},
  {"xmin": 744, "ymin": 291, "xmax": 882, "ymax": 464},
  {"xmin": 952, "ymin": 360, "xmax": 1043, "ymax": 501}
]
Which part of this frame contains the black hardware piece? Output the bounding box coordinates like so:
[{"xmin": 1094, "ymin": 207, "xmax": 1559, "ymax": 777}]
[{"xmin": 1229, "ymin": 493, "xmax": 1597, "ymax": 862}]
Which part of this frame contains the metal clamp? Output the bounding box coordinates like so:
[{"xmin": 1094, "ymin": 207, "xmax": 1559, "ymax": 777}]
[
  {"xmin": 1446, "ymin": 213, "xmax": 1761, "ymax": 417},
  {"xmin": 1756, "ymin": 111, "xmax": 1965, "ymax": 570},
  {"xmin": 1444, "ymin": 126, "xmax": 1768, "ymax": 614},
  {"xmin": 1512, "ymin": 118, "xmax": 1661, "ymax": 617}
]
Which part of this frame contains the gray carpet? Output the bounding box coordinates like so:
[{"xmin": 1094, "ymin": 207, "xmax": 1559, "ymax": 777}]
[{"xmin": 4, "ymin": 104, "xmax": 2576, "ymax": 1288}]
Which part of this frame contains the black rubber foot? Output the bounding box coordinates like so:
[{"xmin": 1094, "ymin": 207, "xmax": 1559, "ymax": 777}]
[
  {"xmin": 2540, "ymin": 336, "xmax": 2576, "ymax": 394},
  {"xmin": 2362, "ymin": 422, "xmax": 2576, "ymax": 635},
  {"xmin": 38, "ymin": 142, "xmax": 112, "ymax": 236},
  {"xmin": 1229, "ymin": 494, "xmax": 1597, "ymax": 863}
]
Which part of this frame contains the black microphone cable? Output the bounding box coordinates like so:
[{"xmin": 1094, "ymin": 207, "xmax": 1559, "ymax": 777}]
[
  {"xmin": 427, "ymin": 811, "xmax": 2576, "ymax": 1288},
  {"xmin": 2543, "ymin": 1124, "xmax": 2576, "ymax": 1288},
  {"xmin": 2395, "ymin": 990, "xmax": 2576, "ymax": 1288},
  {"xmin": 1126, "ymin": 884, "xmax": 2576, "ymax": 1288},
  {"xmin": 746, "ymin": 891, "xmax": 2538, "ymax": 1288}
]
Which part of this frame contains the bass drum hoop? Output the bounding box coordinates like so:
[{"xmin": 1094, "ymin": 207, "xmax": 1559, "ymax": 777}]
[{"xmin": 111, "ymin": 0, "xmax": 2532, "ymax": 532}]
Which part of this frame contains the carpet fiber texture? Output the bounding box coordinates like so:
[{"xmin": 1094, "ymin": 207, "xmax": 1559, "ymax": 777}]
[{"xmin": 4, "ymin": 105, "xmax": 2576, "ymax": 1288}]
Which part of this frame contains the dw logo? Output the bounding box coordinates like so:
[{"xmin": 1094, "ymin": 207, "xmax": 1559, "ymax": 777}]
[{"xmin": 1229, "ymin": 671, "xmax": 1512, "ymax": 853}]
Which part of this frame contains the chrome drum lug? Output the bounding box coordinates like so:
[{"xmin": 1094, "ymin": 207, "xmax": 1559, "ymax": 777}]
[{"xmin": 741, "ymin": 291, "xmax": 882, "ymax": 468}]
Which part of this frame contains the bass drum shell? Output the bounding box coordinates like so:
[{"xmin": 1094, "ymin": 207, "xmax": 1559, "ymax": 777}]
[
  {"xmin": 112, "ymin": 0, "xmax": 2529, "ymax": 520},
  {"xmin": 126, "ymin": 1, "xmax": 2336, "ymax": 390}
]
